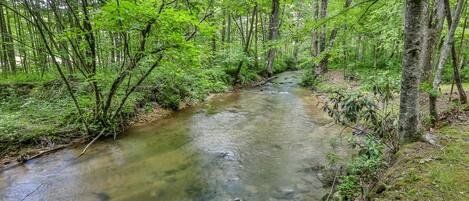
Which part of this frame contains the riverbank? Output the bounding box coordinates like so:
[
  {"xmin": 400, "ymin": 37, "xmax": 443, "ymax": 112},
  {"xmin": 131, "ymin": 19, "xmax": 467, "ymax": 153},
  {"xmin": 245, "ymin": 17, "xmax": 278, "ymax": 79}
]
[
  {"xmin": 0, "ymin": 72, "xmax": 282, "ymax": 170},
  {"xmin": 309, "ymin": 69, "xmax": 469, "ymax": 200}
]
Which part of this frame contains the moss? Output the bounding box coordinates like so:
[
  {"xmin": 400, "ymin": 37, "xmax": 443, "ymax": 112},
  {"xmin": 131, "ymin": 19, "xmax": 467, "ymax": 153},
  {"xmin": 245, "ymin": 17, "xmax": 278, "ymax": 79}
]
[{"xmin": 372, "ymin": 124, "xmax": 469, "ymax": 201}]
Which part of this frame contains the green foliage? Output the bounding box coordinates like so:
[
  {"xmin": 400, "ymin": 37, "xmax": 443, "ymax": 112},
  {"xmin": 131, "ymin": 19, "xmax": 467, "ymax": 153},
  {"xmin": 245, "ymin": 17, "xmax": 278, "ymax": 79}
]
[
  {"xmin": 0, "ymin": 73, "xmax": 56, "ymax": 85},
  {"xmin": 338, "ymin": 136, "xmax": 386, "ymax": 200},
  {"xmin": 274, "ymin": 55, "xmax": 296, "ymax": 72},
  {"xmin": 0, "ymin": 83, "xmax": 79, "ymax": 154},
  {"xmin": 442, "ymin": 65, "xmax": 469, "ymax": 83},
  {"xmin": 338, "ymin": 175, "xmax": 360, "ymax": 199},
  {"xmin": 323, "ymin": 76, "xmax": 400, "ymax": 200},
  {"xmin": 362, "ymin": 72, "xmax": 400, "ymax": 104},
  {"xmin": 151, "ymin": 66, "xmax": 228, "ymax": 110},
  {"xmin": 324, "ymin": 90, "xmax": 379, "ymax": 127},
  {"xmin": 420, "ymin": 81, "xmax": 439, "ymax": 97},
  {"xmin": 300, "ymin": 70, "xmax": 318, "ymax": 87}
]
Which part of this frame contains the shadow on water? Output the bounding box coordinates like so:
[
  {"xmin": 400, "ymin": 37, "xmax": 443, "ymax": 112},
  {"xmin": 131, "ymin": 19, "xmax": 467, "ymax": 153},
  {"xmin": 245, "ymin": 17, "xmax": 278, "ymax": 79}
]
[{"xmin": 0, "ymin": 71, "xmax": 345, "ymax": 201}]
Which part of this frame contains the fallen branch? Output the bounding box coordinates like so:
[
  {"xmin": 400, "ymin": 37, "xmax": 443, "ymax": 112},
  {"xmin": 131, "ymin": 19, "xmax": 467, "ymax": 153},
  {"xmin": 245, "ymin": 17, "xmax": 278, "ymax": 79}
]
[
  {"xmin": 326, "ymin": 168, "xmax": 341, "ymax": 201},
  {"xmin": 79, "ymin": 129, "xmax": 106, "ymax": 157},
  {"xmin": 0, "ymin": 145, "xmax": 69, "ymax": 172},
  {"xmin": 251, "ymin": 76, "xmax": 277, "ymax": 87}
]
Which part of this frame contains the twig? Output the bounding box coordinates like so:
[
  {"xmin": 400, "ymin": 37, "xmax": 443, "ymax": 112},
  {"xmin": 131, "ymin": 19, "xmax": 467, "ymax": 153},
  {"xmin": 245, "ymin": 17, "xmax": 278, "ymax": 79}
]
[
  {"xmin": 21, "ymin": 183, "xmax": 45, "ymax": 201},
  {"xmin": 79, "ymin": 129, "xmax": 106, "ymax": 157},
  {"xmin": 252, "ymin": 76, "xmax": 277, "ymax": 87},
  {"xmin": 326, "ymin": 168, "xmax": 340, "ymax": 201}
]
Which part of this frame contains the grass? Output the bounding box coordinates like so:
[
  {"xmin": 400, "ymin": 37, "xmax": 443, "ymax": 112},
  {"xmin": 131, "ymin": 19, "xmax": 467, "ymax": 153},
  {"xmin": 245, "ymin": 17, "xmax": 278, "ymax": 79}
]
[
  {"xmin": 373, "ymin": 124, "xmax": 469, "ymax": 200},
  {"xmin": 0, "ymin": 82, "xmax": 86, "ymax": 155},
  {"xmin": 0, "ymin": 72, "xmax": 57, "ymax": 85},
  {"xmin": 440, "ymin": 83, "xmax": 469, "ymax": 93}
]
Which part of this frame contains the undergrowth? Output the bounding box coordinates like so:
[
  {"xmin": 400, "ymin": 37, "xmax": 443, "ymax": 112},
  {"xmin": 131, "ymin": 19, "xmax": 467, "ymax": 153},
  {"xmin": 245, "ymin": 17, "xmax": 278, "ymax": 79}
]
[{"xmin": 321, "ymin": 71, "xmax": 400, "ymax": 200}]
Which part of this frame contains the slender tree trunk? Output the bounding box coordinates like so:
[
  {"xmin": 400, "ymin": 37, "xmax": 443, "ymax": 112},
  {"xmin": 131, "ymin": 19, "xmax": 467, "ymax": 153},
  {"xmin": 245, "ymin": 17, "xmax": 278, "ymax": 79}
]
[
  {"xmin": 5, "ymin": 7, "xmax": 16, "ymax": 73},
  {"xmin": 293, "ymin": 9, "xmax": 301, "ymax": 69},
  {"xmin": 399, "ymin": 0, "xmax": 425, "ymax": 142},
  {"xmin": 234, "ymin": 5, "xmax": 257, "ymax": 83},
  {"xmin": 443, "ymin": 0, "xmax": 467, "ymax": 104},
  {"xmin": 0, "ymin": 3, "xmax": 16, "ymax": 74},
  {"xmin": 221, "ymin": 10, "xmax": 226, "ymax": 45},
  {"xmin": 227, "ymin": 12, "xmax": 231, "ymax": 43},
  {"xmin": 254, "ymin": 4, "xmax": 259, "ymax": 69},
  {"xmin": 266, "ymin": 0, "xmax": 280, "ymax": 77},
  {"xmin": 311, "ymin": 0, "xmax": 320, "ymax": 59},
  {"xmin": 0, "ymin": 2, "xmax": 7, "ymax": 73},
  {"xmin": 317, "ymin": 0, "xmax": 352, "ymax": 75},
  {"xmin": 316, "ymin": 0, "xmax": 328, "ymax": 75},
  {"xmin": 430, "ymin": 0, "xmax": 465, "ymax": 124}
]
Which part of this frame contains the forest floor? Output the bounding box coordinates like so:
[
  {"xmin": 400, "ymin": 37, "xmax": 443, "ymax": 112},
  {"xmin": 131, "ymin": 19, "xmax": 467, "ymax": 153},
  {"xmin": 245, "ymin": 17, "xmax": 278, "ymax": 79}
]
[{"xmin": 315, "ymin": 69, "xmax": 469, "ymax": 200}]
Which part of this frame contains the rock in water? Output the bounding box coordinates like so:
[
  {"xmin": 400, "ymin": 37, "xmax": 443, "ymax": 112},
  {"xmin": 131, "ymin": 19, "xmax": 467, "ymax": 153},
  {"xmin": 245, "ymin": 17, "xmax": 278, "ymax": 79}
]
[{"xmin": 273, "ymin": 187, "xmax": 296, "ymax": 200}]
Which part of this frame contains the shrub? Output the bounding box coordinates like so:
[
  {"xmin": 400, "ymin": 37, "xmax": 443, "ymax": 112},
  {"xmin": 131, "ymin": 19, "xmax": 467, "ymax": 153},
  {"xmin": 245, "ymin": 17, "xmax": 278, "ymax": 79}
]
[
  {"xmin": 323, "ymin": 75, "xmax": 399, "ymax": 200},
  {"xmin": 151, "ymin": 65, "xmax": 228, "ymax": 110},
  {"xmin": 300, "ymin": 70, "xmax": 318, "ymax": 87}
]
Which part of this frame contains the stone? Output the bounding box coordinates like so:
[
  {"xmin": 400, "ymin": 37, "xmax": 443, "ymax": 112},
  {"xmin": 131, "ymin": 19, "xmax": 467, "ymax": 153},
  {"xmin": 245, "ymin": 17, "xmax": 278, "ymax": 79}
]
[{"xmin": 273, "ymin": 187, "xmax": 296, "ymax": 200}]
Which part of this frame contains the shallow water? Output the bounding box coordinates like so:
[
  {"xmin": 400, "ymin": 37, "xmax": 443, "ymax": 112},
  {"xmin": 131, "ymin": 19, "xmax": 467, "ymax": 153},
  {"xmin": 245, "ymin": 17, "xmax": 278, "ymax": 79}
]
[{"xmin": 0, "ymin": 71, "xmax": 344, "ymax": 201}]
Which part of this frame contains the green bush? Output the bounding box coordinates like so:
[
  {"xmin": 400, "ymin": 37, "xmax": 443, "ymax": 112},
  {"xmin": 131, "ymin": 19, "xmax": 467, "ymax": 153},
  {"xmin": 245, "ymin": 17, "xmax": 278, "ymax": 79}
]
[
  {"xmin": 442, "ymin": 65, "xmax": 469, "ymax": 84},
  {"xmin": 151, "ymin": 66, "xmax": 228, "ymax": 110},
  {"xmin": 338, "ymin": 136, "xmax": 386, "ymax": 200},
  {"xmin": 300, "ymin": 70, "xmax": 317, "ymax": 87}
]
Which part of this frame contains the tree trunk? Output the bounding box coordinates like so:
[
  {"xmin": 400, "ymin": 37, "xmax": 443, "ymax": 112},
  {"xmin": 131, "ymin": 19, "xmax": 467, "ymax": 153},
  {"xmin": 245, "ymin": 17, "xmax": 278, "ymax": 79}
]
[
  {"xmin": 0, "ymin": 2, "xmax": 7, "ymax": 73},
  {"xmin": 311, "ymin": 0, "xmax": 320, "ymax": 59},
  {"xmin": 293, "ymin": 9, "xmax": 301, "ymax": 69},
  {"xmin": 420, "ymin": 0, "xmax": 445, "ymax": 82},
  {"xmin": 399, "ymin": 0, "xmax": 425, "ymax": 142},
  {"xmin": 254, "ymin": 4, "xmax": 259, "ymax": 69},
  {"xmin": 266, "ymin": 0, "xmax": 280, "ymax": 77},
  {"xmin": 315, "ymin": 0, "xmax": 328, "ymax": 75},
  {"xmin": 0, "ymin": 3, "xmax": 16, "ymax": 74},
  {"xmin": 234, "ymin": 5, "xmax": 257, "ymax": 83},
  {"xmin": 227, "ymin": 12, "xmax": 232, "ymax": 43},
  {"xmin": 443, "ymin": 0, "xmax": 467, "ymax": 104},
  {"xmin": 317, "ymin": 0, "xmax": 352, "ymax": 75},
  {"xmin": 430, "ymin": 0, "xmax": 465, "ymax": 124}
]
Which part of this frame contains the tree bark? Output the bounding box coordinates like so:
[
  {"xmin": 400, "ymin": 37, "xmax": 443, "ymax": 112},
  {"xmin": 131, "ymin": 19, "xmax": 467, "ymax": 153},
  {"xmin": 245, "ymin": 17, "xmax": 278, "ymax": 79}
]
[
  {"xmin": 315, "ymin": 0, "xmax": 328, "ymax": 75},
  {"xmin": 420, "ymin": 0, "xmax": 445, "ymax": 82},
  {"xmin": 266, "ymin": 0, "xmax": 280, "ymax": 77},
  {"xmin": 399, "ymin": 0, "xmax": 425, "ymax": 142}
]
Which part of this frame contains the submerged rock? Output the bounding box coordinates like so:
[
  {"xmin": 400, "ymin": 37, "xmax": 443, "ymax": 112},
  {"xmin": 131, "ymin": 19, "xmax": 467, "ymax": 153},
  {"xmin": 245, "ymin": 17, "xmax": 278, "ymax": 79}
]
[{"xmin": 273, "ymin": 187, "xmax": 297, "ymax": 200}]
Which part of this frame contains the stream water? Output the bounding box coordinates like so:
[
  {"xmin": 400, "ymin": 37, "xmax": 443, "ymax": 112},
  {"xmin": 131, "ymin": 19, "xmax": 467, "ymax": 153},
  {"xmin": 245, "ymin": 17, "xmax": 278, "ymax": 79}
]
[{"xmin": 0, "ymin": 71, "xmax": 344, "ymax": 201}]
